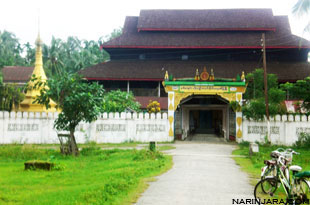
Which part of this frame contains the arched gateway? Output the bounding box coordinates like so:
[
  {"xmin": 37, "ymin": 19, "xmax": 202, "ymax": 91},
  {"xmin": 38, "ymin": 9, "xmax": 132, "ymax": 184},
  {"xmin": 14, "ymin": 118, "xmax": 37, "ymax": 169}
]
[{"xmin": 163, "ymin": 69, "xmax": 246, "ymax": 142}]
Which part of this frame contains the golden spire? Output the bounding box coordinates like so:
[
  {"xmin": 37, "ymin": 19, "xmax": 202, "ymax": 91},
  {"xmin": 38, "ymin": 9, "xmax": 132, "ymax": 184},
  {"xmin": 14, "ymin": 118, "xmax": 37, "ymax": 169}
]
[
  {"xmin": 195, "ymin": 69, "xmax": 200, "ymax": 81},
  {"xmin": 241, "ymin": 71, "xmax": 245, "ymax": 81},
  {"xmin": 209, "ymin": 68, "xmax": 214, "ymax": 81},
  {"xmin": 18, "ymin": 31, "xmax": 57, "ymax": 112},
  {"xmin": 164, "ymin": 71, "xmax": 169, "ymax": 81}
]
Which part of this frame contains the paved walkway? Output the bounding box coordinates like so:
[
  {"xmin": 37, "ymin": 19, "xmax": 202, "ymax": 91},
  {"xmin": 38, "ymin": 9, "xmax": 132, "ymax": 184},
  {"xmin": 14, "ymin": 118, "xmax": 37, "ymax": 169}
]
[{"xmin": 136, "ymin": 141, "xmax": 253, "ymax": 205}]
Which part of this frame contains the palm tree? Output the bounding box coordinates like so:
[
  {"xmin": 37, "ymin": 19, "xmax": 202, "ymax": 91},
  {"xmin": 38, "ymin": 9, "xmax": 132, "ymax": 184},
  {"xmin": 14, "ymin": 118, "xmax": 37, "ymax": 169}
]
[{"xmin": 293, "ymin": 0, "xmax": 310, "ymax": 32}]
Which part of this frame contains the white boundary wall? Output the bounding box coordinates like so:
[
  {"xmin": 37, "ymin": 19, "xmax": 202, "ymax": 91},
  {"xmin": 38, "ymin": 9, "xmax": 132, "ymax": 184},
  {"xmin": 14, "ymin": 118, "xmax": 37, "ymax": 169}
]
[
  {"xmin": 0, "ymin": 111, "xmax": 172, "ymax": 144},
  {"xmin": 242, "ymin": 115, "xmax": 310, "ymax": 146}
]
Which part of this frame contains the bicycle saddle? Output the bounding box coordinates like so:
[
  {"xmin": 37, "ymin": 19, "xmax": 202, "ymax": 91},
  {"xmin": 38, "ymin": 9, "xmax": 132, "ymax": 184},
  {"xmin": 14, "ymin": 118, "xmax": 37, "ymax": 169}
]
[
  {"xmin": 264, "ymin": 160, "xmax": 277, "ymax": 165},
  {"xmin": 289, "ymin": 165, "xmax": 302, "ymax": 172}
]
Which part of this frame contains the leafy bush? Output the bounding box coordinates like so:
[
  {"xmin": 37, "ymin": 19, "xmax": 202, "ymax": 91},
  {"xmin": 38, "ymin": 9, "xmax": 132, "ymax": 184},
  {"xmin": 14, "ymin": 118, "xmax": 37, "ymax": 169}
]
[
  {"xmin": 102, "ymin": 90, "xmax": 141, "ymax": 112},
  {"xmin": 294, "ymin": 133, "xmax": 310, "ymax": 148},
  {"xmin": 0, "ymin": 84, "xmax": 25, "ymax": 111}
]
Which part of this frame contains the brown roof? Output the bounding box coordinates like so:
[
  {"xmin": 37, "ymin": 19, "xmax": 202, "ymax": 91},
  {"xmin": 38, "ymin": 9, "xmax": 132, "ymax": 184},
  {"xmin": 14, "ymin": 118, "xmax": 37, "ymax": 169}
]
[
  {"xmin": 2, "ymin": 66, "xmax": 34, "ymax": 83},
  {"xmin": 138, "ymin": 9, "xmax": 276, "ymax": 31},
  {"xmin": 135, "ymin": 96, "xmax": 168, "ymax": 110},
  {"xmin": 80, "ymin": 60, "xmax": 310, "ymax": 82},
  {"xmin": 103, "ymin": 15, "xmax": 310, "ymax": 48}
]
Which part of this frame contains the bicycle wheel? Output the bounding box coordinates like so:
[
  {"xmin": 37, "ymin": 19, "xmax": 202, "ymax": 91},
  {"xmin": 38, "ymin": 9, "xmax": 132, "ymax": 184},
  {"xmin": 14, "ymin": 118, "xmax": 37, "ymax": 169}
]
[
  {"xmin": 254, "ymin": 178, "xmax": 284, "ymax": 204},
  {"xmin": 291, "ymin": 179, "xmax": 310, "ymax": 204}
]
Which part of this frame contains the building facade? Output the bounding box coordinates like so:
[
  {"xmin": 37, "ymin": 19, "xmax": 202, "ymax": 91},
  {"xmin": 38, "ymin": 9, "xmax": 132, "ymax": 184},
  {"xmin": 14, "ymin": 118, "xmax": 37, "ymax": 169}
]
[{"xmin": 80, "ymin": 9, "xmax": 310, "ymax": 141}]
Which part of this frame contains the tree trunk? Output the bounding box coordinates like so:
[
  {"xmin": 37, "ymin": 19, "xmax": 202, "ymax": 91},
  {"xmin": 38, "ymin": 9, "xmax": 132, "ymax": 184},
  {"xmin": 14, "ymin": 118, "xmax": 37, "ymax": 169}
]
[{"xmin": 69, "ymin": 129, "xmax": 79, "ymax": 156}]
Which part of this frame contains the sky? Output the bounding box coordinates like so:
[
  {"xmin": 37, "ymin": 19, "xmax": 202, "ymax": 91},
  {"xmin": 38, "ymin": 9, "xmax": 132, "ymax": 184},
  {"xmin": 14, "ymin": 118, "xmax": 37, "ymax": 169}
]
[{"xmin": 0, "ymin": 0, "xmax": 309, "ymax": 45}]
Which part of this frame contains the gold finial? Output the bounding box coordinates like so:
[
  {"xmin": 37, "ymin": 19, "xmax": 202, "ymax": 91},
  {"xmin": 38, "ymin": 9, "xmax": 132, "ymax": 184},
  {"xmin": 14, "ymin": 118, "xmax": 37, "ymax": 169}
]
[
  {"xmin": 35, "ymin": 9, "xmax": 43, "ymax": 47},
  {"xmin": 241, "ymin": 71, "xmax": 245, "ymax": 81},
  {"xmin": 209, "ymin": 68, "xmax": 214, "ymax": 81},
  {"xmin": 195, "ymin": 69, "xmax": 200, "ymax": 81},
  {"xmin": 164, "ymin": 71, "xmax": 169, "ymax": 81}
]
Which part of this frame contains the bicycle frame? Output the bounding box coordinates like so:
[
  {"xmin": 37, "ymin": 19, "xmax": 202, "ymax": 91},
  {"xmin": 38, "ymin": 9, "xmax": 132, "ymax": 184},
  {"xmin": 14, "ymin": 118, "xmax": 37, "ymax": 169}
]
[{"xmin": 276, "ymin": 164, "xmax": 291, "ymax": 196}]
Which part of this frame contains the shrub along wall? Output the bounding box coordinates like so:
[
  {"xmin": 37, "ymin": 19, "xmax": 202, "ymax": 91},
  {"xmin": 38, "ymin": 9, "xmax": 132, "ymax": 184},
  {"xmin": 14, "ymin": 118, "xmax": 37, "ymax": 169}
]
[
  {"xmin": 0, "ymin": 111, "xmax": 172, "ymax": 144},
  {"xmin": 243, "ymin": 114, "xmax": 310, "ymax": 145}
]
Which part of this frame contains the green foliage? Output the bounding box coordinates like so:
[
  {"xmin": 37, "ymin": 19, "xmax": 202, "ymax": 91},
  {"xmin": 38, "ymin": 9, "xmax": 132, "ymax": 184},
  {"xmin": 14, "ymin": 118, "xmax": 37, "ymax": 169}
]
[
  {"xmin": 0, "ymin": 30, "xmax": 25, "ymax": 68},
  {"xmin": 294, "ymin": 133, "xmax": 310, "ymax": 148},
  {"xmin": 0, "ymin": 71, "xmax": 3, "ymax": 84},
  {"xmin": 244, "ymin": 69, "xmax": 279, "ymax": 100},
  {"xmin": 33, "ymin": 73, "xmax": 105, "ymax": 131},
  {"xmin": 102, "ymin": 90, "xmax": 141, "ymax": 112},
  {"xmin": 229, "ymin": 100, "xmax": 242, "ymax": 112},
  {"xmin": 0, "ymin": 30, "xmax": 118, "ymax": 75},
  {"xmin": 32, "ymin": 72, "xmax": 104, "ymax": 155},
  {"xmin": 0, "ymin": 84, "xmax": 25, "ymax": 111},
  {"xmin": 233, "ymin": 144, "xmax": 310, "ymax": 181},
  {"xmin": 42, "ymin": 36, "xmax": 110, "ymax": 76},
  {"xmin": 0, "ymin": 145, "xmax": 58, "ymax": 161},
  {"xmin": 105, "ymin": 27, "xmax": 123, "ymax": 41},
  {"xmin": 242, "ymin": 69, "xmax": 286, "ymax": 120},
  {"xmin": 0, "ymin": 145, "xmax": 172, "ymax": 204},
  {"xmin": 80, "ymin": 142, "xmax": 103, "ymax": 156},
  {"xmin": 281, "ymin": 77, "xmax": 310, "ymax": 113}
]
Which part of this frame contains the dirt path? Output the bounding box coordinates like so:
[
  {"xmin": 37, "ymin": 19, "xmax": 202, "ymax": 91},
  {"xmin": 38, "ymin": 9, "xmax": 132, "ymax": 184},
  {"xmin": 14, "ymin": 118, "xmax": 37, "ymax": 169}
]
[{"xmin": 136, "ymin": 141, "xmax": 253, "ymax": 205}]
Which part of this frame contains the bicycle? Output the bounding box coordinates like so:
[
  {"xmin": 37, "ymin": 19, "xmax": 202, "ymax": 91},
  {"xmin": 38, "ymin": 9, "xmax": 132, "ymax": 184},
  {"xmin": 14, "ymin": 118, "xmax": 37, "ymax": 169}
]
[
  {"xmin": 255, "ymin": 155, "xmax": 310, "ymax": 204},
  {"xmin": 261, "ymin": 148, "xmax": 298, "ymax": 181}
]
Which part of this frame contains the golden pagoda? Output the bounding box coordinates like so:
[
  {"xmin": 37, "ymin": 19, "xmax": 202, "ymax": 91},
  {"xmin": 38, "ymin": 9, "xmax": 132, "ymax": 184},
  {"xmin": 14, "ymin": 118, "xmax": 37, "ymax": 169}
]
[{"xmin": 18, "ymin": 33, "xmax": 57, "ymax": 112}]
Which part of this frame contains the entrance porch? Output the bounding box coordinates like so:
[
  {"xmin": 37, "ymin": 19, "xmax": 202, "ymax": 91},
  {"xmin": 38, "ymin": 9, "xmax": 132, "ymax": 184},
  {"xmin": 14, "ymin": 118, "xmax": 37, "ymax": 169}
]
[
  {"xmin": 175, "ymin": 95, "xmax": 232, "ymax": 141},
  {"xmin": 162, "ymin": 69, "xmax": 246, "ymax": 142}
]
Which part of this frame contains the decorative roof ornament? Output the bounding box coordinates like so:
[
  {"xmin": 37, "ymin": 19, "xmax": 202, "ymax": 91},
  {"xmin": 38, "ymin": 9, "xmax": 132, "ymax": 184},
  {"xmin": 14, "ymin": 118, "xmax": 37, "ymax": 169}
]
[
  {"xmin": 194, "ymin": 68, "xmax": 200, "ymax": 81},
  {"xmin": 164, "ymin": 71, "xmax": 169, "ymax": 81},
  {"xmin": 209, "ymin": 68, "xmax": 214, "ymax": 81},
  {"xmin": 241, "ymin": 71, "xmax": 245, "ymax": 81},
  {"xmin": 200, "ymin": 67, "xmax": 209, "ymax": 81}
]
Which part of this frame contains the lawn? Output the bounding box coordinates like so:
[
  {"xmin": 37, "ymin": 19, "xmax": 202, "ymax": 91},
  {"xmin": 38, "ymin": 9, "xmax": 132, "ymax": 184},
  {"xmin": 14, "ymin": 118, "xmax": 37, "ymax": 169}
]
[
  {"xmin": 0, "ymin": 144, "xmax": 173, "ymax": 205},
  {"xmin": 232, "ymin": 143, "xmax": 310, "ymax": 185}
]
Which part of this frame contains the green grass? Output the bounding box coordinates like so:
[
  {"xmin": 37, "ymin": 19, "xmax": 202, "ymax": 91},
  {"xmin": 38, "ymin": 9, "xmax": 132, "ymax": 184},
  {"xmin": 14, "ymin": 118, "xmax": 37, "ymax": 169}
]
[
  {"xmin": 0, "ymin": 144, "xmax": 173, "ymax": 205},
  {"xmin": 25, "ymin": 141, "xmax": 175, "ymax": 150},
  {"xmin": 232, "ymin": 143, "xmax": 310, "ymax": 185}
]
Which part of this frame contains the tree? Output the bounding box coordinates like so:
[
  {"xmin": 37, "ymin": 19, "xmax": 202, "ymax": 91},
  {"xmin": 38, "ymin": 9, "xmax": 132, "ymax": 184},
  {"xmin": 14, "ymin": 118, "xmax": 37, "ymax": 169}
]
[
  {"xmin": 105, "ymin": 27, "xmax": 122, "ymax": 41},
  {"xmin": 32, "ymin": 73, "xmax": 105, "ymax": 155},
  {"xmin": 293, "ymin": 0, "xmax": 310, "ymax": 33},
  {"xmin": 0, "ymin": 84, "xmax": 25, "ymax": 111},
  {"xmin": 0, "ymin": 30, "xmax": 25, "ymax": 68},
  {"xmin": 242, "ymin": 69, "xmax": 286, "ymax": 120},
  {"xmin": 102, "ymin": 90, "xmax": 140, "ymax": 112},
  {"xmin": 281, "ymin": 77, "xmax": 310, "ymax": 113}
]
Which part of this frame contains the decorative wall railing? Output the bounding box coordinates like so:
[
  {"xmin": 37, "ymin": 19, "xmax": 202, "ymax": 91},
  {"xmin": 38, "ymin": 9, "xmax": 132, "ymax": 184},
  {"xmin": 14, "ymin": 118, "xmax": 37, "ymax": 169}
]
[
  {"xmin": 0, "ymin": 111, "xmax": 172, "ymax": 144},
  {"xmin": 243, "ymin": 114, "xmax": 310, "ymax": 146}
]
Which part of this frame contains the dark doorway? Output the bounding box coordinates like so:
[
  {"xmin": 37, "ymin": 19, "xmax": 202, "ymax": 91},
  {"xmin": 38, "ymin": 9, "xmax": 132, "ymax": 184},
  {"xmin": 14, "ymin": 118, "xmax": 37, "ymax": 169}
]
[{"xmin": 190, "ymin": 110, "xmax": 223, "ymax": 135}]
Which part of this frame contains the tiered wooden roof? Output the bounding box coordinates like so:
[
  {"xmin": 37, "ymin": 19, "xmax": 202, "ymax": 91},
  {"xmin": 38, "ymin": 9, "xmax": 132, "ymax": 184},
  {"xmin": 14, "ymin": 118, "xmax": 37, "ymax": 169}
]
[{"xmin": 102, "ymin": 9, "xmax": 310, "ymax": 49}]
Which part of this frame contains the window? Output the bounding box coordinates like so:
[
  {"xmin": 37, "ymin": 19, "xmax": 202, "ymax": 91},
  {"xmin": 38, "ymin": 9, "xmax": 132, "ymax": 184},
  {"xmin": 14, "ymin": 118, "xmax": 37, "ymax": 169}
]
[
  {"xmin": 139, "ymin": 54, "xmax": 146, "ymax": 60},
  {"xmin": 181, "ymin": 54, "xmax": 188, "ymax": 60}
]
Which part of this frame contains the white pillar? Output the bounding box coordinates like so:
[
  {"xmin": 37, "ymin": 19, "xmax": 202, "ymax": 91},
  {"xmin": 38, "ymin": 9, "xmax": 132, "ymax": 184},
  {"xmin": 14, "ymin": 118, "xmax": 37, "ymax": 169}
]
[{"xmin": 127, "ymin": 81, "xmax": 130, "ymax": 93}]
